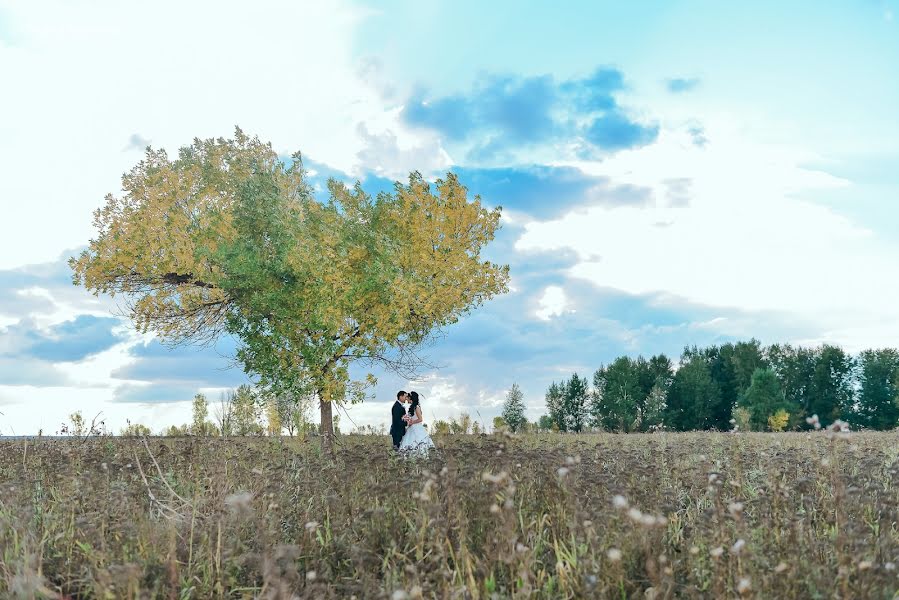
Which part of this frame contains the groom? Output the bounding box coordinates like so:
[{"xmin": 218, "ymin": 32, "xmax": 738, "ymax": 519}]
[{"xmin": 390, "ymin": 390, "xmax": 409, "ymax": 450}]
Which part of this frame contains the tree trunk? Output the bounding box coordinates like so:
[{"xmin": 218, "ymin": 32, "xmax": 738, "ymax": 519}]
[{"xmin": 319, "ymin": 395, "xmax": 334, "ymax": 454}]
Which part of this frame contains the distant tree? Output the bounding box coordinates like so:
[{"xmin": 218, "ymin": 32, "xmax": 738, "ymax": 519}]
[
  {"xmin": 562, "ymin": 373, "xmax": 589, "ymax": 432},
  {"xmin": 642, "ymin": 382, "xmax": 667, "ymax": 431},
  {"xmin": 592, "ymin": 355, "xmax": 671, "ymax": 432},
  {"xmin": 162, "ymin": 424, "xmax": 190, "ymax": 436},
  {"xmin": 191, "ymin": 393, "xmax": 217, "ymax": 436},
  {"xmin": 767, "ymin": 409, "xmax": 790, "ymax": 432},
  {"xmin": 432, "ymin": 420, "xmax": 451, "ymax": 435},
  {"xmin": 265, "ymin": 397, "xmax": 282, "ymax": 436},
  {"xmin": 120, "ymin": 421, "xmax": 152, "ymax": 437},
  {"xmin": 232, "ymin": 385, "xmax": 263, "ymax": 435},
  {"xmin": 450, "ymin": 413, "xmax": 472, "ymax": 435},
  {"xmin": 501, "ymin": 383, "xmax": 527, "ymax": 432},
  {"xmin": 665, "ymin": 351, "xmax": 720, "ymax": 430},
  {"xmin": 591, "ymin": 358, "xmax": 640, "ymax": 432},
  {"xmin": 214, "ymin": 390, "xmax": 235, "ymax": 436},
  {"xmin": 537, "ymin": 415, "xmax": 556, "ymax": 432},
  {"xmin": 851, "ymin": 349, "xmax": 899, "ymax": 429},
  {"xmin": 545, "ymin": 382, "xmax": 564, "ymax": 431},
  {"xmin": 267, "ymin": 390, "xmax": 314, "ymax": 436},
  {"xmin": 58, "ymin": 410, "xmax": 108, "ymax": 437},
  {"xmin": 492, "ymin": 416, "xmax": 508, "ymax": 431},
  {"xmin": 767, "ymin": 344, "xmax": 816, "ymax": 422},
  {"xmin": 808, "ymin": 345, "xmax": 855, "ymax": 426},
  {"xmin": 739, "ymin": 368, "xmax": 792, "ymax": 431},
  {"xmin": 729, "ymin": 340, "xmax": 768, "ymax": 395}
]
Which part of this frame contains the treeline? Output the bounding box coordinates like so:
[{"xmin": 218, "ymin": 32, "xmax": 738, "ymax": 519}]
[
  {"xmin": 53, "ymin": 385, "xmax": 320, "ymax": 438},
  {"xmin": 539, "ymin": 341, "xmax": 899, "ymax": 433}
]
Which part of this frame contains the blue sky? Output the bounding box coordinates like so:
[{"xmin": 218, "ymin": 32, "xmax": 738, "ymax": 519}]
[{"xmin": 1, "ymin": 0, "xmax": 898, "ymax": 433}]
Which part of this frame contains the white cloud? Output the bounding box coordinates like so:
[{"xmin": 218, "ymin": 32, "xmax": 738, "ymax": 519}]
[
  {"xmin": 0, "ymin": 385, "xmax": 193, "ymax": 435},
  {"xmin": 535, "ymin": 285, "xmax": 571, "ymax": 321},
  {"xmin": 15, "ymin": 285, "xmax": 113, "ymax": 330},
  {"xmin": 0, "ymin": 0, "xmax": 399, "ymax": 270},
  {"xmin": 354, "ymin": 119, "xmax": 453, "ymax": 179},
  {"xmin": 518, "ymin": 121, "xmax": 899, "ymax": 351}
]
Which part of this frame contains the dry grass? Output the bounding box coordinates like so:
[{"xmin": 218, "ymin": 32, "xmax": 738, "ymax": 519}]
[{"xmin": 0, "ymin": 432, "xmax": 897, "ymax": 598}]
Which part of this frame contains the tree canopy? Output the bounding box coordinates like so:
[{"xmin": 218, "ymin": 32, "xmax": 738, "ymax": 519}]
[{"xmin": 71, "ymin": 129, "xmax": 510, "ymax": 443}]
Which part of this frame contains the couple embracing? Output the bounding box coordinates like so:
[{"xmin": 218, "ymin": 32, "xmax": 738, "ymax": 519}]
[{"xmin": 390, "ymin": 390, "xmax": 435, "ymax": 454}]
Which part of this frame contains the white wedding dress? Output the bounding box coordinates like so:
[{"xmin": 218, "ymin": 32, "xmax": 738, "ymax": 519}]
[{"xmin": 399, "ymin": 422, "xmax": 435, "ymax": 455}]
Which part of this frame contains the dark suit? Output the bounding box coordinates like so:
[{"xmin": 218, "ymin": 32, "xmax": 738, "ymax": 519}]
[{"xmin": 390, "ymin": 401, "xmax": 407, "ymax": 449}]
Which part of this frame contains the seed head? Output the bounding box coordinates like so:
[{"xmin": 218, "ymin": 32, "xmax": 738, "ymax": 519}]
[
  {"xmin": 607, "ymin": 548, "xmax": 622, "ymax": 562},
  {"xmin": 224, "ymin": 491, "xmax": 253, "ymax": 512},
  {"xmin": 710, "ymin": 546, "xmax": 724, "ymax": 558},
  {"xmin": 828, "ymin": 419, "xmax": 850, "ymax": 434},
  {"xmin": 612, "ymin": 494, "xmax": 628, "ymax": 509},
  {"xmin": 557, "ymin": 467, "xmax": 570, "ymax": 477},
  {"xmin": 774, "ymin": 561, "xmax": 788, "ymax": 573},
  {"xmin": 858, "ymin": 560, "xmax": 872, "ymax": 571},
  {"xmin": 730, "ymin": 539, "xmax": 746, "ymax": 555},
  {"xmin": 737, "ymin": 578, "xmax": 751, "ymax": 595},
  {"xmin": 728, "ymin": 502, "xmax": 744, "ymax": 519}
]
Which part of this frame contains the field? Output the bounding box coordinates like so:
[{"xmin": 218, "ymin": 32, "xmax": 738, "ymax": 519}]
[{"xmin": 0, "ymin": 432, "xmax": 897, "ymax": 599}]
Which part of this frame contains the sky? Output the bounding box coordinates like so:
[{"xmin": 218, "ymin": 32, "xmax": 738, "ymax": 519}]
[{"xmin": 1, "ymin": 0, "xmax": 898, "ymax": 434}]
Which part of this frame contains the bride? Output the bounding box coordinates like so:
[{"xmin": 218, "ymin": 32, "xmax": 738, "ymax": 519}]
[{"xmin": 400, "ymin": 391, "xmax": 435, "ymax": 455}]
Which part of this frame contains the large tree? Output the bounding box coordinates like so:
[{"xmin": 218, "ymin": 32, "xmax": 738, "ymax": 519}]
[
  {"xmin": 501, "ymin": 383, "xmax": 527, "ymax": 433},
  {"xmin": 767, "ymin": 344, "xmax": 816, "ymax": 418},
  {"xmin": 808, "ymin": 345, "xmax": 855, "ymax": 426},
  {"xmin": 562, "ymin": 373, "xmax": 590, "ymax": 433},
  {"xmin": 738, "ymin": 367, "xmax": 791, "ymax": 431},
  {"xmin": 591, "ymin": 357, "xmax": 641, "ymax": 432},
  {"xmin": 665, "ymin": 350, "xmax": 721, "ymax": 430},
  {"xmin": 71, "ymin": 130, "xmax": 509, "ymax": 448},
  {"xmin": 545, "ymin": 382, "xmax": 565, "ymax": 431},
  {"xmin": 852, "ymin": 349, "xmax": 899, "ymax": 430}
]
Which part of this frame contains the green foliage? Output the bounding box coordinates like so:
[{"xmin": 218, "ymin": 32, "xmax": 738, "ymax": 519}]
[
  {"xmin": 664, "ymin": 351, "xmax": 721, "ymax": 430},
  {"xmin": 851, "ymin": 349, "xmax": 899, "ymax": 429},
  {"xmin": 590, "ymin": 355, "xmax": 671, "ymax": 432},
  {"xmin": 450, "ymin": 413, "xmax": 473, "ymax": 435},
  {"xmin": 561, "ymin": 373, "xmax": 589, "ymax": 432},
  {"xmin": 432, "ymin": 420, "xmax": 451, "ymax": 435},
  {"xmin": 501, "ymin": 383, "xmax": 527, "ymax": 432},
  {"xmin": 545, "ymin": 382, "xmax": 564, "ymax": 431},
  {"xmin": 548, "ymin": 340, "xmax": 898, "ymax": 432},
  {"xmin": 119, "ymin": 421, "xmax": 152, "ymax": 437},
  {"xmin": 191, "ymin": 393, "xmax": 217, "ymax": 436},
  {"xmin": 161, "ymin": 423, "xmax": 190, "ymax": 436},
  {"xmin": 591, "ymin": 357, "xmax": 641, "ymax": 432},
  {"xmin": 537, "ymin": 415, "xmax": 556, "ymax": 432},
  {"xmin": 71, "ymin": 130, "xmax": 510, "ymax": 441},
  {"xmin": 767, "ymin": 409, "xmax": 790, "ymax": 432},
  {"xmin": 739, "ymin": 368, "xmax": 793, "ymax": 431},
  {"xmin": 231, "ymin": 385, "xmax": 264, "ymax": 436}
]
